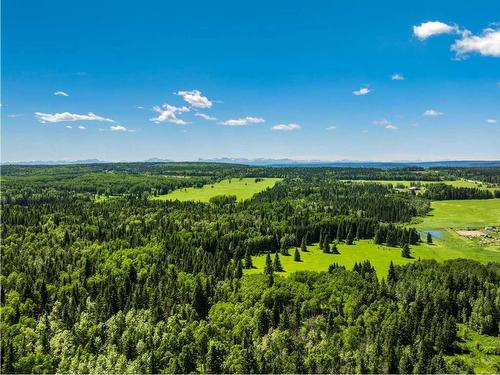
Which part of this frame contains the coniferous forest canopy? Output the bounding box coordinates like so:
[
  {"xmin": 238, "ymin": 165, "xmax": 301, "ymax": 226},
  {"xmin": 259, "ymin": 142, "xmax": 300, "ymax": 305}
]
[{"xmin": 1, "ymin": 163, "xmax": 499, "ymax": 374}]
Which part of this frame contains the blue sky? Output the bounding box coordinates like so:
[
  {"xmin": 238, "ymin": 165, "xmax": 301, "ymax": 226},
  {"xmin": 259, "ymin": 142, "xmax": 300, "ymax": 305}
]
[{"xmin": 2, "ymin": 0, "xmax": 499, "ymax": 161}]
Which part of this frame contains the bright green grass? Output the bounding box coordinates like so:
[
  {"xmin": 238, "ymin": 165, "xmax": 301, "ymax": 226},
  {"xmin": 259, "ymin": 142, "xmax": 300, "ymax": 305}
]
[
  {"xmin": 151, "ymin": 178, "xmax": 282, "ymax": 202},
  {"xmin": 346, "ymin": 179, "xmax": 499, "ymax": 192},
  {"xmin": 446, "ymin": 324, "xmax": 500, "ymax": 374},
  {"xmin": 246, "ymin": 238, "xmax": 500, "ymax": 279},
  {"xmin": 413, "ymin": 199, "xmax": 500, "ymax": 229},
  {"xmin": 247, "ymin": 199, "xmax": 500, "ymax": 278}
]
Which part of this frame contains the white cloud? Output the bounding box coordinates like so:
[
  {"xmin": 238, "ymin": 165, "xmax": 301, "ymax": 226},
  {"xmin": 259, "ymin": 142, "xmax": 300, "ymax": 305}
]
[
  {"xmin": 325, "ymin": 126, "xmax": 337, "ymax": 131},
  {"xmin": 219, "ymin": 116, "xmax": 265, "ymax": 126},
  {"xmin": 391, "ymin": 73, "xmax": 405, "ymax": 81},
  {"xmin": 423, "ymin": 109, "xmax": 443, "ymax": 116},
  {"xmin": 150, "ymin": 104, "xmax": 190, "ymax": 125},
  {"xmin": 176, "ymin": 90, "xmax": 213, "ymax": 108},
  {"xmin": 452, "ymin": 28, "xmax": 500, "ymax": 57},
  {"xmin": 271, "ymin": 123, "xmax": 301, "ymax": 131},
  {"xmin": 66, "ymin": 125, "xmax": 72, "ymax": 129},
  {"xmin": 195, "ymin": 113, "xmax": 217, "ymax": 121},
  {"xmin": 373, "ymin": 119, "xmax": 398, "ymax": 130},
  {"xmin": 353, "ymin": 87, "xmax": 371, "ymax": 96},
  {"xmin": 7, "ymin": 114, "xmax": 24, "ymax": 118},
  {"xmin": 413, "ymin": 21, "xmax": 458, "ymax": 40},
  {"xmin": 54, "ymin": 91, "xmax": 69, "ymax": 97},
  {"xmin": 78, "ymin": 125, "xmax": 86, "ymax": 130},
  {"xmin": 110, "ymin": 125, "xmax": 134, "ymax": 132},
  {"xmin": 35, "ymin": 112, "xmax": 115, "ymax": 123},
  {"xmin": 486, "ymin": 118, "xmax": 497, "ymax": 124}
]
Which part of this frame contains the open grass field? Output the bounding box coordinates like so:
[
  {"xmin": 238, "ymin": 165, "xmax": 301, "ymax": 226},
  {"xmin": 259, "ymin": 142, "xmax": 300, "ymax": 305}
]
[
  {"xmin": 413, "ymin": 199, "xmax": 500, "ymax": 229},
  {"xmin": 151, "ymin": 177, "xmax": 281, "ymax": 202},
  {"xmin": 247, "ymin": 199, "xmax": 500, "ymax": 278},
  {"xmin": 346, "ymin": 179, "xmax": 499, "ymax": 192},
  {"xmin": 448, "ymin": 324, "xmax": 500, "ymax": 374},
  {"xmin": 246, "ymin": 238, "xmax": 500, "ymax": 279}
]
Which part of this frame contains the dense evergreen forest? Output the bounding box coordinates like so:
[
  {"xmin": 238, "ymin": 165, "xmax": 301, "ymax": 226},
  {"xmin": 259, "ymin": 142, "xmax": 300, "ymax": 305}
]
[{"xmin": 1, "ymin": 163, "xmax": 499, "ymax": 373}]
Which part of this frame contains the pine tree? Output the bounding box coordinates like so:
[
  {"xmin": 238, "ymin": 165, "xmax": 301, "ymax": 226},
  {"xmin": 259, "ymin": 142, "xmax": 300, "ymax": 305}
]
[
  {"xmin": 427, "ymin": 232, "xmax": 433, "ymax": 244},
  {"xmin": 264, "ymin": 253, "xmax": 273, "ymax": 276},
  {"xmin": 374, "ymin": 228, "xmax": 384, "ymax": 244},
  {"xmin": 235, "ymin": 260, "xmax": 243, "ymax": 279},
  {"xmin": 244, "ymin": 250, "xmax": 253, "ymax": 269},
  {"xmin": 346, "ymin": 229, "xmax": 354, "ymax": 245},
  {"xmin": 273, "ymin": 253, "xmax": 283, "ymax": 272},
  {"xmin": 294, "ymin": 247, "xmax": 301, "ymax": 262},
  {"xmin": 332, "ymin": 242, "xmax": 339, "ymax": 254},
  {"xmin": 387, "ymin": 261, "xmax": 396, "ymax": 284},
  {"xmin": 300, "ymin": 236, "xmax": 307, "ymax": 252},
  {"xmin": 323, "ymin": 240, "xmax": 330, "ymax": 253},
  {"xmin": 401, "ymin": 243, "xmax": 411, "ymax": 258}
]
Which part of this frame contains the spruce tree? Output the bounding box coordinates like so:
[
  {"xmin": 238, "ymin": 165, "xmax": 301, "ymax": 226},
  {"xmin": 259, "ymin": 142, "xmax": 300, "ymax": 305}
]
[
  {"xmin": 387, "ymin": 261, "xmax": 396, "ymax": 284},
  {"xmin": 273, "ymin": 253, "xmax": 283, "ymax": 272},
  {"xmin": 346, "ymin": 229, "xmax": 354, "ymax": 245},
  {"xmin": 401, "ymin": 243, "xmax": 411, "ymax": 258},
  {"xmin": 300, "ymin": 236, "xmax": 307, "ymax": 252},
  {"xmin": 264, "ymin": 253, "xmax": 273, "ymax": 276},
  {"xmin": 244, "ymin": 250, "xmax": 253, "ymax": 269},
  {"xmin": 323, "ymin": 240, "xmax": 330, "ymax": 253},
  {"xmin": 294, "ymin": 247, "xmax": 301, "ymax": 262},
  {"xmin": 427, "ymin": 232, "xmax": 433, "ymax": 244}
]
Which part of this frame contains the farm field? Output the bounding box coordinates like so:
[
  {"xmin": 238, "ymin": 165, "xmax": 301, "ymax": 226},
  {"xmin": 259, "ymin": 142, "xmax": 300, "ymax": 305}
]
[
  {"xmin": 248, "ymin": 199, "xmax": 500, "ymax": 278},
  {"xmin": 151, "ymin": 177, "xmax": 281, "ymax": 202}
]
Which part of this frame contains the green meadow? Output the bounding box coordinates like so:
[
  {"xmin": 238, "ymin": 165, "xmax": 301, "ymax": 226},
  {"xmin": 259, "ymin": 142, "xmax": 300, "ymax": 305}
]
[
  {"xmin": 151, "ymin": 177, "xmax": 281, "ymax": 202},
  {"xmin": 247, "ymin": 199, "xmax": 500, "ymax": 278},
  {"xmin": 346, "ymin": 179, "xmax": 499, "ymax": 192}
]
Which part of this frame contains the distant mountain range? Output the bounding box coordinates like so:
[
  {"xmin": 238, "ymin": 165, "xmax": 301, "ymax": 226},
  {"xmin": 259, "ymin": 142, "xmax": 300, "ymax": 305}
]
[{"xmin": 2, "ymin": 157, "xmax": 500, "ymax": 168}]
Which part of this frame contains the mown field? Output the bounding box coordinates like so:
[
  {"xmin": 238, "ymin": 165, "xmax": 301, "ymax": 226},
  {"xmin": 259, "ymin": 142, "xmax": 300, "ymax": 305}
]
[
  {"xmin": 247, "ymin": 199, "xmax": 500, "ymax": 278},
  {"xmin": 150, "ymin": 177, "xmax": 282, "ymax": 202}
]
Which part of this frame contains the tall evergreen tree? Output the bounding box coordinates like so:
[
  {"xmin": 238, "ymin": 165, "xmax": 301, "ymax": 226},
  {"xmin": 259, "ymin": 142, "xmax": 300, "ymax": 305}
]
[{"xmin": 294, "ymin": 247, "xmax": 301, "ymax": 262}]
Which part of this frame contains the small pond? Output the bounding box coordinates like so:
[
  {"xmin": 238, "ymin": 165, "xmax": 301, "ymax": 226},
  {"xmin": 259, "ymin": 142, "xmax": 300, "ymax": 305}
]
[{"xmin": 418, "ymin": 230, "xmax": 444, "ymax": 239}]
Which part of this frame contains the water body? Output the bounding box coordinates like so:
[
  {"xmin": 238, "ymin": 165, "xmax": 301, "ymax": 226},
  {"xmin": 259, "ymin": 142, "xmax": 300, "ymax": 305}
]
[{"xmin": 419, "ymin": 230, "xmax": 443, "ymax": 239}]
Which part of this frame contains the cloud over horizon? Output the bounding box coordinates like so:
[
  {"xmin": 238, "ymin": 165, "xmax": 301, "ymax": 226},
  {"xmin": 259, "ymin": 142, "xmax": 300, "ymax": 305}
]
[{"xmin": 272, "ymin": 123, "xmax": 301, "ymax": 131}]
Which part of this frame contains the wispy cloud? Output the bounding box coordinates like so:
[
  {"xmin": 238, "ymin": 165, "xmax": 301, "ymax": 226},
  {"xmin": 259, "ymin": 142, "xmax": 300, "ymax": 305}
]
[
  {"xmin": 486, "ymin": 118, "xmax": 497, "ymax": 124},
  {"xmin": 35, "ymin": 112, "xmax": 115, "ymax": 123},
  {"xmin": 54, "ymin": 91, "xmax": 69, "ymax": 97},
  {"xmin": 195, "ymin": 113, "xmax": 217, "ymax": 121},
  {"xmin": 413, "ymin": 21, "xmax": 458, "ymax": 40},
  {"xmin": 150, "ymin": 104, "xmax": 189, "ymax": 125},
  {"xmin": 219, "ymin": 116, "xmax": 265, "ymax": 126},
  {"xmin": 176, "ymin": 90, "xmax": 213, "ymax": 109},
  {"xmin": 325, "ymin": 126, "xmax": 337, "ymax": 131},
  {"xmin": 78, "ymin": 125, "xmax": 86, "ymax": 130},
  {"xmin": 353, "ymin": 87, "xmax": 371, "ymax": 96},
  {"xmin": 373, "ymin": 119, "xmax": 398, "ymax": 130},
  {"xmin": 65, "ymin": 125, "xmax": 72, "ymax": 129},
  {"xmin": 452, "ymin": 28, "xmax": 500, "ymax": 58},
  {"xmin": 272, "ymin": 123, "xmax": 301, "ymax": 131},
  {"xmin": 391, "ymin": 73, "xmax": 405, "ymax": 81},
  {"xmin": 423, "ymin": 109, "xmax": 443, "ymax": 117},
  {"xmin": 7, "ymin": 114, "xmax": 24, "ymax": 118}
]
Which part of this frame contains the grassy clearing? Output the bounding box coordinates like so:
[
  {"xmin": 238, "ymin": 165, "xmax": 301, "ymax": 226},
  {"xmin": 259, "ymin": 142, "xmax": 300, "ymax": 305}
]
[
  {"xmin": 151, "ymin": 178, "xmax": 281, "ymax": 202},
  {"xmin": 447, "ymin": 324, "xmax": 500, "ymax": 374},
  {"xmin": 246, "ymin": 238, "xmax": 500, "ymax": 279},
  {"xmin": 413, "ymin": 199, "xmax": 500, "ymax": 229},
  {"xmin": 247, "ymin": 199, "xmax": 500, "ymax": 278},
  {"xmin": 346, "ymin": 179, "xmax": 499, "ymax": 193}
]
